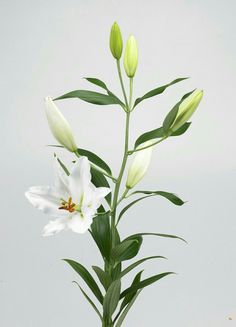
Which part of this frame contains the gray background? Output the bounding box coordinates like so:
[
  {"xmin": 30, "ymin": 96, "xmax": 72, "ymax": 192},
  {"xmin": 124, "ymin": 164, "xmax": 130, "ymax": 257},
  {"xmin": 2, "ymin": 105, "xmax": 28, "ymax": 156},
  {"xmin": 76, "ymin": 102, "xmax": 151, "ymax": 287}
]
[{"xmin": 1, "ymin": 0, "xmax": 236, "ymax": 326}]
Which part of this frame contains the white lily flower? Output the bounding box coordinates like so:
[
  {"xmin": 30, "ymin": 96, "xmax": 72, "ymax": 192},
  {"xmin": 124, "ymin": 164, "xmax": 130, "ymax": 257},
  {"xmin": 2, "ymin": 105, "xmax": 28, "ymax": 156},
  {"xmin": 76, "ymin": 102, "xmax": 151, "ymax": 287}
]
[
  {"xmin": 45, "ymin": 96, "xmax": 77, "ymax": 152},
  {"xmin": 25, "ymin": 157, "xmax": 110, "ymax": 236},
  {"xmin": 126, "ymin": 140, "xmax": 153, "ymax": 189}
]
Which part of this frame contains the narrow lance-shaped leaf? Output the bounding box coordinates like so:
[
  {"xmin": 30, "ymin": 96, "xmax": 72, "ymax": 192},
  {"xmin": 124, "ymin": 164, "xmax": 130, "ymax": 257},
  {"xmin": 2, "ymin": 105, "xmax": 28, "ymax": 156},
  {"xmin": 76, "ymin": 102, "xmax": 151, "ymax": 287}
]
[
  {"xmin": 63, "ymin": 259, "xmax": 103, "ymax": 304},
  {"xmin": 103, "ymin": 279, "xmax": 121, "ymax": 320},
  {"xmin": 118, "ymin": 271, "xmax": 143, "ymax": 316},
  {"xmin": 133, "ymin": 77, "xmax": 188, "ymax": 108},
  {"xmin": 54, "ymin": 90, "xmax": 123, "ymax": 106},
  {"xmin": 111, "ymin": 237, "xmax": 143, "ymax": 263},
  {"xmin": 120, "ymin": 272, "xmax": 174, "ymax": 299},
  {"xmin": 134, "ymin": 122, "xmax": 191, "ymax": 149},
  {"xmin": 115, "ymin": 290, "xmax": 141, "ymax": 327},
  {"xmin": 92, "ymin": 266, "xmax": 112, "ymax": 291},
  {"xmin": 120, "ymin": 255, "xmax": 167, "ymax": 278},
  {"xmin": 90, "ymin": 212, "xmax": 111, "ymax": 260},
  {"xmin": 124, "ymin": 233, "xmax": 187, "ymax": 243},
  {"xmin": 84, "ymin": 77, "xmax": 124, "ymax": 107},
  {"xmin": 130, "ymin": 191, "xmax": 185, "ymax": 206},
  {"xmin": 72, "ymin": 281, "xmax": 102, "ymax": 321},
  {"xmin": 76, "ymin": 148, "xmax": 112, "ymax": 176},
  {"xmin": 118, "ymin": 191, "xmax": 184, "ymax": 223}
]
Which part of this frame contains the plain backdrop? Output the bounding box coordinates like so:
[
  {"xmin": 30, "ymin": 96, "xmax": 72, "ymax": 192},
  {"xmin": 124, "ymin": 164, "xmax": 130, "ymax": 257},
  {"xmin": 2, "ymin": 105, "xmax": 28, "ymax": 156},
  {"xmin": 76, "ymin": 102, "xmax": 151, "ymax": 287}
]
[{"xmin": 1, "ymin": 0, "xmax": 236, "ymax": 326}]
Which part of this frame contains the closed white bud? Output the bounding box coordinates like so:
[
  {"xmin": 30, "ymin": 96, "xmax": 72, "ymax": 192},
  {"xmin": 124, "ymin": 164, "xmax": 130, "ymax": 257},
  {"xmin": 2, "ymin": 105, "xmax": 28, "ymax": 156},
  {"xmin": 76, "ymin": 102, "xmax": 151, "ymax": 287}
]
[
  {"xmin": 126, "ymin": 141, "xmax": 153, "ymax": 189},
  {"xmin": 45, "ymin": 96, "xmax": 77, "ymax": 152}
]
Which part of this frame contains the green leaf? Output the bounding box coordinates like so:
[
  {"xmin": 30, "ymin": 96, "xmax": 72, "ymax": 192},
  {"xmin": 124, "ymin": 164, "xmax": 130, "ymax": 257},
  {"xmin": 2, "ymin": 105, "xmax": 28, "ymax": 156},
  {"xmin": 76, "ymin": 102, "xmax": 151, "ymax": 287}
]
[
  {"xmin": 163, "ymin": 90, "xmax": 195, "ymax": 133},
  {"xmin": 111, "ymin": 237, "xmax": 143, "ymax": 263},
  {"xmin": 119, "ymin": 271, "xmax": 143, "ymax": 315},
  {"xmin": 134, "ymin": 126, "xmax": 164, "ymax": 149},
  {"xmin": 92, "ymin": 266, "xmax": 112, "ymax": 291},
  {"xmin": 56, "ymin": 157, "xmax": 70, "ymax": 176},
  {"xmin": 54, "ymin": 90, "xmax": 122, "ymax": 106},
  {"xmin": 117, "ymin": 196, "xmax": 148, "ymax": 223},
  {"xmin": 72, "ymin": 281, "xmax": 102, "ymax": 321},
  {"xmin": 85, "ymin": 77, "xmax": 108, "ymax": 90},
  {"xmin": 84, "ymin": 77, "xmax": 125, "ymax": 107},
  {"xmin": 131, "ymin": 190, "xmax": 185, "ymax": 206},
  {"xmin": 90, "ymin": 167, "xmax": 111, "ymax": 205},
  {"xmin": 76, "ymin": 148, "xmax": 112, "ymax": 176},
  {"xmin": 103, "ymin": 279, "xmax": 121, "ymax": 319},
  {"xmin": 120, "ymin": 272, "xmax": 174, "ymax": 299},
  {"xmin": 134, "ymin": 122, "xmax": 191, "ymax": 148},
  {"xmin": 120, "ymin": 256, "xmax": 166, "ymax": 278},
  {"xmin": 115, "ymin": 290, "xmax": 141, "ymax": 327},
  {"xmin": 133, "ymin": 77, "xmax": 188, "ymax": 108},
  {"xmin": 118, "ymin": 191, "xmax": 184, "ymax": 223},
  {"xmin": 124, "ymin": 232, "xmax": 186, "ymax": 243},
  {"xmin": 171, "ymin": 122, "xmax": 191, "ymax": 136},
  {"xmin": 63, "ymin": 259, "xmax": 103, "ymax": 304},
  {"xmin": 90, "ymin": 212, "xmax": 111, "ymax": 260}
]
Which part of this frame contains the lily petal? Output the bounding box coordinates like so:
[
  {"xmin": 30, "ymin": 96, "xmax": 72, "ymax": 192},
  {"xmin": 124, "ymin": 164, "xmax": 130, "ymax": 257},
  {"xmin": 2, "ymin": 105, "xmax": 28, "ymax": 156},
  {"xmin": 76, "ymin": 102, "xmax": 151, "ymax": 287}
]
[
  {"xmin": 67, "ymin": 212, "xmax": 93, "ymax": 234},
  {"xmin": 25, "ymin": 186, "xmax": 67, "ymax": 218},
  {"xmin": 69, "ymin": 157, "xmax": 91, "ymax": 202},
  {"xmin": 43, "ymin": 217, "xmax": 68, "ymax": 236}
]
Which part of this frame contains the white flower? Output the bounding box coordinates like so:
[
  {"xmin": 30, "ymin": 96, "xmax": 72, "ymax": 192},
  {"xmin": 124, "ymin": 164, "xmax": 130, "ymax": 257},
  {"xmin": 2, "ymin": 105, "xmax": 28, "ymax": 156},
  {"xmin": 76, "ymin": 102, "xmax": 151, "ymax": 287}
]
[
  {"xmin": 45, "ymin": 96, "xmax": 77, "ymax": 152},
  {"xmin": 126, "ymin": 140, "xmax": 153, "ymax": 189},
  {"xmin": 25, "ymin": 157, "xmax": 110, "ymax": 236}
]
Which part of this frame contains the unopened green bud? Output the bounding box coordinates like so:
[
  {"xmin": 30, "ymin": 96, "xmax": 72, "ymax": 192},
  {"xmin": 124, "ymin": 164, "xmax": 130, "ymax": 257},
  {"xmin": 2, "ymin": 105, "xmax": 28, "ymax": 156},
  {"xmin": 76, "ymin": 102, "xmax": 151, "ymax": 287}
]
[
  {"xmin": 124, "ymin": 35, "xmax": 138, "ymax": 78},
  {"xmin": 110, "ymin": 22, "xmax": 123, "ymax": 60},
  {"xmin": 170, "ymin": 89, "xmax": 203, "ymax": 132}
]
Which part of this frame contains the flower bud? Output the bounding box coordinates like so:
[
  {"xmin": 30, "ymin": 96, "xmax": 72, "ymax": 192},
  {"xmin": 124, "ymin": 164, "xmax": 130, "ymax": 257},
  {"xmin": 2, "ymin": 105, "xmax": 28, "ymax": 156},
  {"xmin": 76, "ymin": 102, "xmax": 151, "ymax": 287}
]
[
  {"xmin": 124, "ymin": 35, "xmax": 138, "ymax": 78},
  {"xmin": 126, "ymin": 141, "xmax": 153, "ymax": 189},
  {"xmin": 45, "ymin": 96, "xmax": 77, "ymax": 152},
  {"xmin": 170, "ymin": 89, "xmax": 203, "ymax": 132},
  {"xmin": 110, "ymin": 22, "xmax": 123, "ymax": 60}
]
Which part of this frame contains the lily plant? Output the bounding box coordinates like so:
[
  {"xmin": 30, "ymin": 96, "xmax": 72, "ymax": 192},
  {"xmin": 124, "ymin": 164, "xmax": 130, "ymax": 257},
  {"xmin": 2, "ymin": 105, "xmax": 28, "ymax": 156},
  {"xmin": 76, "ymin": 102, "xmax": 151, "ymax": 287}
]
[{"xmin": 25, "ymin": 22, "xmax": 203, "ymax": 327}]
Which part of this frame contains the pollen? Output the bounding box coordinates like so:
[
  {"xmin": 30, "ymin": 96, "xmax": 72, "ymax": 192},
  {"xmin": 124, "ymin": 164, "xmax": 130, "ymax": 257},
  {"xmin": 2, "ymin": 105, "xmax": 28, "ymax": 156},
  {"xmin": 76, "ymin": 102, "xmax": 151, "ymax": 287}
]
[{"xmin": 59, "ymin": 197, "xmax": 76, "ymax": 213}]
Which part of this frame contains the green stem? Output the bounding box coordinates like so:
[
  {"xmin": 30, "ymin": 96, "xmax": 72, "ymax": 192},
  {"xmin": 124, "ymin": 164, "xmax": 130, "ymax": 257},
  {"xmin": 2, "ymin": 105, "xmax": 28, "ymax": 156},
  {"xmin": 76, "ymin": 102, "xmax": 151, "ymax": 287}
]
[
  {"xmin": 111, "ymin": 76, "xmax": 133, "ymax": 248},
  {"xmin": 111, "ymin": 111, "xmax": 130, "ymax": 247},
  {"xmin": 117, "ymin": 188, "xmax": 129, "ymax": 206},
  {"xmin": 116, "ymin": 60, "xmax": 129, "ymax": 108}
]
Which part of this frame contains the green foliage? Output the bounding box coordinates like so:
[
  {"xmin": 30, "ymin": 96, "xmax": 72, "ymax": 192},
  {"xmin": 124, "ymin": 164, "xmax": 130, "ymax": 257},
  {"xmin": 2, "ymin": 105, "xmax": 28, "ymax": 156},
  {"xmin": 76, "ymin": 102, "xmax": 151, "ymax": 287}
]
[
  {"xmin": 124, "ymin": 232, "xmax": 186, "ymax": 243},
  {"xmin": 92, "ymin": 266, "xmax": 112, "ymax": 291},
  {"xmin": 115, "ymin": 290, "xmax": 141, "ymax": 327},
  {"xmin": 120, "ymin": 272, "xmax": 174, "ymax": 299},
  {"xmin": 134, "ymin": 122, "xmax": 191, "ymax": 148},
  {"xmin": 163, "ymin": 90, "xmax": 195, "ymax": 133},
  {"xmin": 120, "ymin": 256, "xmax": 166, "ymax": 278},
  {"xmin": 111, "ymin": 236, "xmax": 143, "ymax": 263},
  {"xmin": 90, "ymin": 167, "xmax": 112, "ymax": 205},
  {"xmin": 133, "ymin": 77, "xmax": 188, "ymax": 108},
  {"xmin": 117, "ymin": 191, "xmax": 184, "ymax": 223},
  {"xmin": 72, "ymin": 281, "xmax": 102, "ymax": 321},
  {"xmin": 77, "ymin": 148, "xmax": 112, "ymax": 176},
  {"xmin": 90, "ymin": 212, "xmax": 111, "ymax": 260},
  {"xmin": 103, "ymin": 279, "xmax": 121, "ymax": 320},
  {"xmin": 84, "ymin": 77, "xmax": 124, "ymax": 107},
  {"xmin": 119, "ymin": 270, "xmax": 143, "ymax": 314},
  {"xmin": 55, "ymin": 89, "xmax": 124, "ymax": 107},
  {"xmin": 63, "ymin": 259, "xmax": 103, "ymax": 304}
]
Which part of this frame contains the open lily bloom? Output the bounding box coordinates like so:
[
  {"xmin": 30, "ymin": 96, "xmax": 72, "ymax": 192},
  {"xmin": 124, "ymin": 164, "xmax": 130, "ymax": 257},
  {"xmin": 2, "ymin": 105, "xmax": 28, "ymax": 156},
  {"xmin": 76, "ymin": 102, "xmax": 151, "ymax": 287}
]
[{"xmin": 25, "ymin": 157, "xmax": 110, "ymax": 236}]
